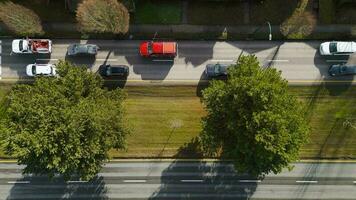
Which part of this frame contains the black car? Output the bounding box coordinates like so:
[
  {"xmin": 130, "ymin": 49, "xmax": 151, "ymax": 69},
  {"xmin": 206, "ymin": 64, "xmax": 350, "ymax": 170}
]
[
  {"xmin": 205, "ymin": 63, "xmax": 230, "ymax": 78},
  {"xmin": 329, "ymin": 64, "xmax": 356, "ymax": 76},
  {"xmin": 99, "ymin": 64, "xmax": 129, "ymax": 77}
]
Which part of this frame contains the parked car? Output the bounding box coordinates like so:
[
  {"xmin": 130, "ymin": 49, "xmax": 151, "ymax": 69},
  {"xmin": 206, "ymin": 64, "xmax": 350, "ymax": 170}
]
[
  {"xmin": 329, "ymin": 64, "xmax": 356, "ymax": 76},
  {"xmin": 67, "ymin": 44, "xmax": 98, "ymax": 56},
  {"xmin": 319, "ymin": 41, "xmax": 356, "ymax": 55},
  {"xmin": 139, "ymin": 41, "xmax": 177, "ymax": 58},
  {"xmin": 99, "ymin": 64, "xmax": 129, "ymax": 77},
  {"xmin": 26, "ymin": 63, "xmax": 57, "ymax": 77},
  {"xmin": 12, "ymin": 38, "xmax": 52, "ymax": 54},
  {"xmin": 205, "ymin": 63, "xmax": 230, "ymax": 78}
]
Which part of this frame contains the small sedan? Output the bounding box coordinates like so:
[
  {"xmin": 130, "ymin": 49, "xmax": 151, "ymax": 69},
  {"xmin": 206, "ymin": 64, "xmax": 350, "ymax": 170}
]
[
  {"xmin": 67, "ymin": 44, "xmax": 98, "ymax": 56},
  {"xmin": 26, "ymin": 63, "xmax": 57, "ymax": 77},
  {"xmin": 320, "ymin": 41, "xmax": 356, "ymax": 56},
  {"xmin": 99, "ymin": 64, "xmax": 129, "ymax": 77},
  {"xmin": 205, "ymin": 63, "xmax": 230, "ymax": 78},
  {"xmin": 329, "ymin": 64, "xmax": 356, "ymax": 76}
]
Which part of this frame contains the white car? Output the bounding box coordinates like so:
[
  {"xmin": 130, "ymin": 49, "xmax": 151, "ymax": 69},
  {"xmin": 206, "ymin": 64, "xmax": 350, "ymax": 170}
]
[
  {"xmin": 319, "ymin": 41, "xmax": 356, "ymax": 55},
  {"xmin": 26, "ymin": 63, "xmax": 57, "ymax": 77}
]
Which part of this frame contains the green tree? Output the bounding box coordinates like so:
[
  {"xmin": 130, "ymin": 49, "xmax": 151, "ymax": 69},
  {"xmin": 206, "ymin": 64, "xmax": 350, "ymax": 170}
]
[
  {"xmin": 200, "ymin": 55, "xmax": 309, "ymax": 176},
  {"xmin": 0, "ymin": 2, "xmax": 44, "ymax": 36},
  {"xmin": 76, "ymin": 0, "xmax": 130, "ymax": 34},
  {"xmin": 0, "ymin": 61, "xmax": 129, "ymax": 180}
]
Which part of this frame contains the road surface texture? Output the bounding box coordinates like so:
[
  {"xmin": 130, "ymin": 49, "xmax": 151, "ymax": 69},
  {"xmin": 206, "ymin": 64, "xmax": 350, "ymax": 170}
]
[
  {"xmin": 1, "ymin": 39, "xmax": 356, "ymax": 85},
  {"xmin": 1, "ymin": 161, "xmax": 356, "ymax": 199}
]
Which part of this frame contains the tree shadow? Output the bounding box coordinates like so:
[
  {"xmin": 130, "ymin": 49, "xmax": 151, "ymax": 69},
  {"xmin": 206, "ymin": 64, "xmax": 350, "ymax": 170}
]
[
  {"xmin": 64, "ymin": 53, "xmax": 96, "ymax": 69},
  {"xmin": 148, "ymin": 160, "xmax": 258, "ymax": 200},
  {"xmin": 7, "ymin": 175, "xmax": 108, "ymax": 200},
  {"xmin": 174, "ymin": 137, "xmax": 204, "ymax": 159}
]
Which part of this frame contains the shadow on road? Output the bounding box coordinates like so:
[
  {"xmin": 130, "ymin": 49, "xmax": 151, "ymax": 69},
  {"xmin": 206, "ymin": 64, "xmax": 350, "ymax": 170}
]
[
  {"xmin": 7, "ymin": 175, "xmax": 108, "ymax": 200},
  {"xmin": 149, "ymin": 160, "xmax": 258, "ymax": 200}
]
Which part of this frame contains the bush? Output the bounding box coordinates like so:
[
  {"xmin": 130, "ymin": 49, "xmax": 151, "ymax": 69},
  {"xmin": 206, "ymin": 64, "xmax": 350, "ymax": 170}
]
[
  {"xmin": 280, "ymin": 11, "xmax": 317, "ymax": 39},
  {"xmin": 0, "ymin": 2, "xmax": 44, "ymax": 36},
  {"xmin": 76, "ymin": 0, "xmax": 130, "ymax": 34}
]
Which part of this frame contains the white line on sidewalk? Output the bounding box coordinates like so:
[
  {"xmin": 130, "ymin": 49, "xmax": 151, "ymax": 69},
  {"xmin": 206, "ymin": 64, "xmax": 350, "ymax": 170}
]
[
  {"xmin": 238, "ymin": 180, "xmax": 262, "ymax": 183},
  {"xmin": 36, "ymin": 59, "xmax": 59, "ymax": 61},
  {"xmin": 180, "ymin": 179, "xmax": 204, "ymax": 183},
  {"xmin": 123, "ymin": 180, "xmax": 147, "ymax": 183},
  {"xmin": 296, "ymin": 180, "xmax": 318, "ymax": 183},
  {"xmin": 326, "ymin": 60, "xmax": 348, "ymax": 62},
  {"xmin": 7, "ymin": 181, "xmax": 30, "ymax": 184},
  {"xmin": 67, "ymin": 180, "xmax": 88, "ymax": 183},
  {"xmin": 210, "ymin": 59, "xmax": 234, "ymax": 62},
  {"xmin": 152, "ymin": 59, "xmax": 174, "ymax": 62},
  {"xmin": 267, "ymin": 59, "xmax": 289, "ymax": 62},
  {"xmin": 96, "ymin": 58, "xmax": 118, "ymax": 61}
]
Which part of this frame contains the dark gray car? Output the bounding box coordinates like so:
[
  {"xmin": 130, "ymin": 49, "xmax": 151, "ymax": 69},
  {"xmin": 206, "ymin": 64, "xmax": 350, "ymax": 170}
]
[
  {"xmin": 205, "ymin": 63, "xmax": 230, "ymax": 78},
  {"xmin": 329, "ymin": 64, "xmax": 356, "ymax": 76},
  {"xmin": 67, "ymin": 44, "xmax": 98, "ymax": 56},
  {"xmin": 99, "ymin": 64, "xmax": 129, "ymax": 77}
]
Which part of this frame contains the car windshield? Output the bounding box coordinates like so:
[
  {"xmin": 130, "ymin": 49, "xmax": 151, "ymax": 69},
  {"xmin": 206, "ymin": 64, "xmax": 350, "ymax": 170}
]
[
  {"xmin": 329, "ymin": 42, "xmax": 337, "ymax": 53},
  {"xmin": 32, "ymin": 65, "xmax": 36, "ymax": 75},
  {"xmin": 19, "ymin": 40, "xmax": 23, "ymax": 51},
  {"xmin": 214, "ymin": 65, "xmax": 220, "ymax": 74},
  {"xmin": 147, "ymin": 42, "xmax": 153, "ymax": 54}
]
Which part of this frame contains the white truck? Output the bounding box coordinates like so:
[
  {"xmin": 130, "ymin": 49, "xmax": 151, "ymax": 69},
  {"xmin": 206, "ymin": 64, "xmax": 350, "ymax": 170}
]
[{"xmin": 12, "ymin": 38, "xmax": 52, "ymax": 54}]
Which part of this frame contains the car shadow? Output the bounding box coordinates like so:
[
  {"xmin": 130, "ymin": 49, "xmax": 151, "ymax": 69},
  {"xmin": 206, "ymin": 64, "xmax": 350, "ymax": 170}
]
[
  {"xmin": 313, "ymin": 50, "xmax": 354, "ymax": 96},
  {"xmin": 148, "ymin": 160, "xmax": 258, "ymax": 200},
  {"xmin": 6, "ymin": 175, "xmax": 108, "ymax": 200},
  {"xmin": 64, "ymin": 53, "xmax": 96, "ymax": 69}
]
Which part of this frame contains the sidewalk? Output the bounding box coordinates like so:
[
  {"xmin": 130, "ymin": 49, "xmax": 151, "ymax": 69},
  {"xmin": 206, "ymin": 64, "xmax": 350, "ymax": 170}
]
[{"xmin": 2, "ymin": 22, "xmax": 356, "ymax": 40}]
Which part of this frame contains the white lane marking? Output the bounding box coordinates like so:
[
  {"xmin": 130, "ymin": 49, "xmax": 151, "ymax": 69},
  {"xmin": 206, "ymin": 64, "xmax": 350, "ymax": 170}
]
[
  {"xmin": 180, "ymin": 179, "xmax": 204, "ymax": 183},
  {"xmin": 67, "ymin": 180, "xmax": 88, "ymax": 183},
  {"xmin": 123, "ymin": 180, "xmax": 147, "ymax": 183},
  {"xmin": 296, "ymin": 180, "xmax": 318, "ymax": 183},
  {"xmin": 8, "ymin": 181, "xmax": 30, "ymax": 184},
  {"xmin": 238, "ymin": 180, "xmax": 261, "ymax": 183},
  {"xmin": 210, "ymin": 59, "xmax": 234, "ymax": 62},
  {"xmin": 326, "ymin": 60, "xmax": 348, "ymax": 62},
  {"xmin": 152, "ymin": 59, "xmax": 174, "ymax": 62},
  {"xmin": 36, "ymin": 59, "xmax": 59, "ymax": 61},
  {"xmin": 96, "ymin": 58, "xmax": 118, "ymax": 61},
  {"xmin": 267, "ymin": 59, "xmax": 289, "ymax": 62}
]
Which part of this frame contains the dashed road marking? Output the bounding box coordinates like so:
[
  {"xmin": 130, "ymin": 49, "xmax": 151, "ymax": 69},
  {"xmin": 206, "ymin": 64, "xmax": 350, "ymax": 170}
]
[
  {"xmin": 326, "ymin": 60, "xmax": 348, "ymax": 63},
  {"xmin": 180, "ymin": 179, "xmax": 204, "ymax": 183},
  {"xmin": 67, "ymin": 180, "xmax": 88, "ymax": 183},
  {"xmin": 267, "ymin": 59, "xmax": 289, "ymax": 62},
  {"xmin": 296, "ymin": 180, "xmax": 318, "ymax": 183},
  {"xmin": 238, "ymin": 180, "xmax": 262, "ymax": 183},
  {"xmin": 123, "ymin": 180, "xmax": 147, "ymax": 183},
  {"xmin": 8, "ymin": 181, "xmax": 30, "ymax": 184},
  {"xmin": 210, "ymin": 59, "xmax": 234, "ymax": 62}
]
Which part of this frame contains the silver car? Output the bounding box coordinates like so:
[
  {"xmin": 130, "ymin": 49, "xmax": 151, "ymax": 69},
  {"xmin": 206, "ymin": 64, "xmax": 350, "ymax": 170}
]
[{"xmin": 67, "ymin": 44, "xmax": 98, "ymax": 56}]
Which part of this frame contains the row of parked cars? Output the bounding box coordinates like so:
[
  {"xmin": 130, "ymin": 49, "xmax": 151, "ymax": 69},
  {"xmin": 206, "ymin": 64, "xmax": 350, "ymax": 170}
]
[{"xmin": 12, "ymin": 38, "xmax": 356, "ymax": 78}]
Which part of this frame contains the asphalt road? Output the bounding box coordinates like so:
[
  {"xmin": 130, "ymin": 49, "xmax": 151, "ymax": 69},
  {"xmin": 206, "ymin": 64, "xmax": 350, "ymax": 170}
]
[
  {"xmin": 1, "ymin": 39, "xmax": 356, "ymax": 85},
  {"xmin": 1, "ymin": 161, "xmax": 356, "ymax": 199}
]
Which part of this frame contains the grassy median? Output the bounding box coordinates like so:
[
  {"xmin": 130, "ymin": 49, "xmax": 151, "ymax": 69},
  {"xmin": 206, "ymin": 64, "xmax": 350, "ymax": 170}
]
[{"xmin": 1, "ymin": 84, "xmax": 356, "ymax": 159}]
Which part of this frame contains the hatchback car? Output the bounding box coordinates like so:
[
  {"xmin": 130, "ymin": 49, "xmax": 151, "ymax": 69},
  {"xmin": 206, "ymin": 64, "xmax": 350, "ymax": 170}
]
[
  {"xmin": 99, "ymin": 64, "xmax": 129, "ymax": 77},
  {"xmin": 26, "ymin": 63, "xmax": 57, "ymax": 77},
  {"xmin": 320, "ymin": 41, "xmax": 356, "ymax": 55},
  {"xmin": 67, "ymin": 44, "xmax": 98, "ymax": 56},
  {"xmin": 329, "ymin": 64, "xmax": 356, "ymax": 76},
  {"xmin": 205, "ymin": 63, "xmax": 230, "ymax": 78}
]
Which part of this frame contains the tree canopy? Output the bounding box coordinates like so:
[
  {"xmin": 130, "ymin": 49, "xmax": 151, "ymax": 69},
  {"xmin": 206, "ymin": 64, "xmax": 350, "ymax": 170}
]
[
  {"xmin": 0, "ymin": 61, "xmax": 129, "ymax": 180},
  {"xmin": 76, "ymin": 0, "xmax": 130, "ymax": 34},
  {"xmin": 200, "ymin": 55, "xmax": 309, "ymax": 176},
  {"xmin": 0, "ymin": 2, "xmax": 44, "ymax": 36}
]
